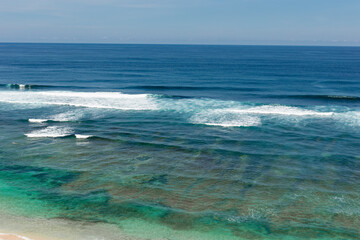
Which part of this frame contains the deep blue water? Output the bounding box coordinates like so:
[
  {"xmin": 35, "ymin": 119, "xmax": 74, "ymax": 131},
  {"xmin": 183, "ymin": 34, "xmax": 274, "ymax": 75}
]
[{"xmin": 0, "ymin": 43, "xmax": 360, "ymax": 239}]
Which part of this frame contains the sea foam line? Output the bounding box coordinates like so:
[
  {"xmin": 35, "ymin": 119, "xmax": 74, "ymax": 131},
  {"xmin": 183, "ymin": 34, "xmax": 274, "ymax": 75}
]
[
  {"xmin": 0, "ymin": 91, "xmax": 158, "ymax": 111},
  {"xmin": 227, "ymin": 105, "xmax": 334, "ymax": 117},
  {"xmin": 0, "ymin": 233, "xmax": 32, "ymax": 240},
  {"xmin": 0, "ymin": 90, "xmax": 350, "ymax": 129}
]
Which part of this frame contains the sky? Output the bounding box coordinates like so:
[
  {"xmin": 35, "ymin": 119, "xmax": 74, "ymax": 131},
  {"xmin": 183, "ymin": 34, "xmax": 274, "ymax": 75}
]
[{"xmin": 0, "ymin": 0, "xmax": 359, "ymax": 46}]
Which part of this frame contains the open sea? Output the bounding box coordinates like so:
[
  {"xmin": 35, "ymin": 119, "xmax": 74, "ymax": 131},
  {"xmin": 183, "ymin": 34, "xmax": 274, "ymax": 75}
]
[{"xmin": 0, "ymin": 43, "xmax": 360, "ymax": 239}]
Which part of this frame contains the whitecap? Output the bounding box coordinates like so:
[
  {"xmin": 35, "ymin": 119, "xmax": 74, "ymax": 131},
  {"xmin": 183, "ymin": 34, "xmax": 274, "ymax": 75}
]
[
  {"xmin": 28, "ymin": 119, "xmax": 48, "ymax": 123},
  {"xmin": 0, "ymin": 91, "xmax": 158, "ymax": 111},
  {"xmin": 75, "ymin": 134, "xmax": 92, "ymax": 139},
  {"xmin": 228, "ymin": 105, "xmax": 334, "ymax": 117},
  {"xmin": 189, "ymin": 104, "xmax": 334, "ymax": 128},
  {"xmin": 50, "ymin": 111, "xmax": 83, "ymax": 122},
  {"xmin": 25, "ymin": 126, "xmax": 73, "ymax": 138}
]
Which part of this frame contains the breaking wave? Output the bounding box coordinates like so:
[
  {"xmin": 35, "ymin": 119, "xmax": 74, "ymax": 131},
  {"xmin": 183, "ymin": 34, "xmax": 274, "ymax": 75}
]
[
  {"xmin": 191, "ymin": 110, "xmax": 262, "ymax": 127},
  {"xmin": 75, "ymin": 134, "xmax": 93, "ymax": 139},
  {"xmin": 227, "ymin": 105, "xmax": 334, "ymax": 117},
  {"xmin": 0, "ymin": 89, "xmax": 356, "ymax": 128},
  {"xmin": 28, "ymin": 119, "xmax": 48, "ymax": 123},
  {"xmin": 0, "ymin": 91, "xmax": 158, "ymax": 110},
  {"xmin": 0, "ymin": 83, "xmax": 57, "ymax": 90},
  {"xmin": 25, "ymin": 126, "xmax": 73, "ymax": 138}
]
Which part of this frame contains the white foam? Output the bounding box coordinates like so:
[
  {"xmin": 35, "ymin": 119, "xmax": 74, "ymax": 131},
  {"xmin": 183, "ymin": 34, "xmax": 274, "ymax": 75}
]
[
  {"xmin": 28, "ymin": 119, "xmax": 48, "ymax": 123},
  {"xmin": 0, "ymin": 90, "xmax": 351, "ymax": 129},
  {"xmin": 0, "ymin": 91, "xmax": 158, "ymax": 110},
  {"xmin": 201, "ymin": 120, "xmax": 260, "ymax": 127},
  {"xmin": 334, "ymin": 111, "xmax": 360, "ymax": 127},
  {"xmin": 191, "ymin": 109, "xmax": 262, "ymax": 127},
  {"xmin": 228, "ymin": 105, "xmax": 334, "ymax": 117},
  {"xmin": 189, "ymin": 105, "xmax": 335, "ymax": 128},
  {"xmin": 50, "ymin": 111, "xmax": 83, "ymax": 122},
  {"xmin": 25, "ymin": 126, "xmax": 73, "ymax": 138},
  {"xmin": 75, "ymin": 134, "xmax": 92, "ymax": 139},
  {"xmin": 0, "ymin": 233, "xmax": 32, "ymax": 240},
  {"xmin": 28, "ymin": 111, "xmax": 83, "ymax": 124}
]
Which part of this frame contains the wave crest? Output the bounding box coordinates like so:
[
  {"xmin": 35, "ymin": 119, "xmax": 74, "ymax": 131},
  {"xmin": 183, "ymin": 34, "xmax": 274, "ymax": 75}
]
[
  {"xmin": 228, "ymin": 105, "xmax": 334, "ymax": 117},
  {"xmin": 0, "ymin": 91, "xmax": 158, "ymax": 111},
  {"xmin": 25, "ymin": 126, "xmax": 73, "ymax": 138}
]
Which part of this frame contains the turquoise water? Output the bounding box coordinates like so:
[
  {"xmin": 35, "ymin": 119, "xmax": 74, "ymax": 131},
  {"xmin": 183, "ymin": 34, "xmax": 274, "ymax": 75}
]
[{"xmin": 0, "ymin": 44, "xmax": 360, "ymax": 239}]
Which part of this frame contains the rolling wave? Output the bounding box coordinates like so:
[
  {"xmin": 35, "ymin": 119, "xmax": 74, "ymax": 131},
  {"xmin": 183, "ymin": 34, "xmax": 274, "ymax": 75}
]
[
  {"xmin": 282, "ymin": 94, "xmax": 360, "ymax": 102},
  {"xmin": 125, "ymin": 85, "xmax": 260, "ymax": 92},
  {"xmin": 0, "ymin": 91, "xmax": 158, "ymax": 110},
  {"xmin": 25, "ymin": 125, "xmax": 94, "ymax": 139},
  {"xmin": 189, "ymin": 105, "xmax": 333, "ymax": 127},
  {"xmin": 28, "ymin": 111, "xmax": 84, "ymax": 123},
  {"xmin": 0, "ymin": 83, "xmax": 58, "ymax": 90},
  {"xmin": 0, "ymin": 89, "xmax": 353, "ymax": 128},
  {"xmin": 0, "ymin": 83, "xmax": 95, "ymax": 90},
  {"xmin": 25, "ymin": 126, "xmax": 73, "ymax": 138},
  {"xmin": 75, "ymin": 134, "xmax": 93, "ymax": 139},
  {"xmin": 227, "ymin": 105, "xmax": 334, "ymax": 116},
  {"xmin": 28, "ymin": 119, "xmax": 48, "ymax": 123}
]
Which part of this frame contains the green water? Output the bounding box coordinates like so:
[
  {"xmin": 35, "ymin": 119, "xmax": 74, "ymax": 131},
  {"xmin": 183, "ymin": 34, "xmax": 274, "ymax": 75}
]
[
  {"xmin": 1, "ymin": 44, "xmax": 360, "ymax": 239},
  {"xmin": 0, "ymin": 135, "xmax": 359, "ymax": 239}
]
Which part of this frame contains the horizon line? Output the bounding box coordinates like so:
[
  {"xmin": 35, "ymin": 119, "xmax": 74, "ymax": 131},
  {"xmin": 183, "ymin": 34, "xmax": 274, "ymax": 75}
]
[{"xmin": 1, "ymin": 41, "xmax": 360, "ymax": 48}]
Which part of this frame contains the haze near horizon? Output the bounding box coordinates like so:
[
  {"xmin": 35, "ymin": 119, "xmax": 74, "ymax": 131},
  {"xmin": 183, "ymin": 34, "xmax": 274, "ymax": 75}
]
[{"xmin": 0, "ymin": 0, "xmax": 359, "ymax": 46}]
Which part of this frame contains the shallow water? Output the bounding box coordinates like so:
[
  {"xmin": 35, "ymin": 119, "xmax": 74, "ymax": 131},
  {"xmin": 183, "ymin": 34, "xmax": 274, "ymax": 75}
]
[{"xmin": 0, "ymin": 43, "xmax": 360, "ymax": 239}]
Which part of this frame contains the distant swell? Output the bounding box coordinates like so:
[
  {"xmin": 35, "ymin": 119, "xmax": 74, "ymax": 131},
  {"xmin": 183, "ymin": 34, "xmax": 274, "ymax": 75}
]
[
  {"xmin": 125, "ymin": 85, "xmax": 260, "ymax": 92},
  {"xmin": 281, "ymin": 94, "xmax": 360, "ymax": 102},
  {"xmin": 0, "ymin": 83, "xmax": 91, "ymax": 90},
  {"xmin": 0, "ymin": 83, "xmax": 57, "ymax": 90}
]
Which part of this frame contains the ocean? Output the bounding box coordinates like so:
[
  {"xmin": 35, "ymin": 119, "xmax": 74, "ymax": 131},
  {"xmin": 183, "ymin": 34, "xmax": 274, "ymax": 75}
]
[{"xmin": 0, "ymin": 43, "xmax": 359, "ymax": 239}]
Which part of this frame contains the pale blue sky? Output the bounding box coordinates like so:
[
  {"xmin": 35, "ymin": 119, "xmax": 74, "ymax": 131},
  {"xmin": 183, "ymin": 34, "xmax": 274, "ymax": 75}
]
[{"xmin": 0, "ymin": 0, "xmax": 359, "ymax": 45}]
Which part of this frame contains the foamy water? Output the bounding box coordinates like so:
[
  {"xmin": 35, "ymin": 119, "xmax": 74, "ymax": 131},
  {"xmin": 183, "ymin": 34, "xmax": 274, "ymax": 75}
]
[
  {"xmin": 227, "ymin": 105, "xmax": 334, "ymax": 117},
  {"xmin": 2, "ymin": 90, "xmax": 356, "ymax": 130},
  {"xmin": 75, "ymin": 134, "xmax": 93, "ymax": 139},
  {"xmin": 28, "ymin": 119, "xmax": 48, "ymax": 123},
  {"xmin": 25, "ymin": 126, "xmax": 73, "ymax": 138},
  {"xmin": 0, "ymin": 91, "xmax": 158, "ymax": 111}
]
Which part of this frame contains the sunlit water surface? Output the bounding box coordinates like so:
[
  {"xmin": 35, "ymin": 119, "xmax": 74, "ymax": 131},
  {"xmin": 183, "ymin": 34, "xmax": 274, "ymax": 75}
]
[{"xmin": 0, "ymin": 44, "xmax": 360, "ymax": 239}]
